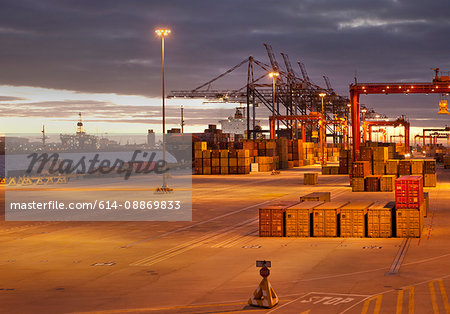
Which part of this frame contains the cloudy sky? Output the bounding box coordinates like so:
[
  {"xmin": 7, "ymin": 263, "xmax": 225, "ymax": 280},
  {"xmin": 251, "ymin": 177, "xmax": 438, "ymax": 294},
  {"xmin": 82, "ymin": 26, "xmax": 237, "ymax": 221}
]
[{"xmin": 1, "ymin": 0, "xmax": 449, "ymax": 135}]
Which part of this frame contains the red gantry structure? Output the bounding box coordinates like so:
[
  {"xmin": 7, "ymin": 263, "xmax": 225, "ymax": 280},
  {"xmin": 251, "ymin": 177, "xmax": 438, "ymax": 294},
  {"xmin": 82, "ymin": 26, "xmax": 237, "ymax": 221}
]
[
  {"xmin": 362, "ymin": 117, "xmax": 410, "ymax": 148},
  {"xmin": 349, "ymin": 69, "xmax": 450, "ymax": 161}
]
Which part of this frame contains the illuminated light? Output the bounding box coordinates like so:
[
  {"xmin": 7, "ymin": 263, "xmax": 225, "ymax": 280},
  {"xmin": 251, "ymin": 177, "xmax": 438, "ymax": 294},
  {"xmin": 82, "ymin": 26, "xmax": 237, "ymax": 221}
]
[
  {"xmin": 319, "ymin": 93, "xmax": 326, "ymax": 98},
  {"xmin": 387, "ymin": 86, "xmax": 390, "ymax": 89},
  {"xmin": 269, "ymin": 72, "xmax": 279, "ymax": 78},
  {"xmin": 155, "ymin": 28, "xmax": 171, "ymax": 36},
  {"xmin": 382, "ymin": 89, "xmax": 385, "ymax": 92},
  {"xmin": 411, "ymin": 86, "xmax": 414, "ymax": 88},
  {"xmin": 398, "ymin": 86, "xmax": 402, "ymax": 89},
  {"xmin": 436, "ymin": 85, "xmax": 438, "ymax": 88},
  {"xmin": 407, "ymin": 89, "xmax": 410, "ymax": 92},
  {"xmin": 432, "ymin": 89, "xmax": 435, "ymax": 92}
]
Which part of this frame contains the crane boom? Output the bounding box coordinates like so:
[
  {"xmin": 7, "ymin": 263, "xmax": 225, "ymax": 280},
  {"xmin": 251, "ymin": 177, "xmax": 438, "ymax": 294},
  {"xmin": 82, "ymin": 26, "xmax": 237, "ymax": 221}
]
[
  {"xmin": 263, "ymin": 43, "xmax": 280, "ymax": 72},
  {"xmin": 298, "ymin": 61, "xmax": 310, "ymax": 83}
]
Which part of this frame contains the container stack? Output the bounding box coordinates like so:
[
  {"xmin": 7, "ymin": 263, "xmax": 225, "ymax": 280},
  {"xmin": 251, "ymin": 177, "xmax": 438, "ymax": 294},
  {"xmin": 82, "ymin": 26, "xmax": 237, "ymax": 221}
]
[
  {"xmin": 349, "ymin": 144, "xmax": 438, "ymax": 191},
  {"xmin": 352, "ymin": 161, "xmax": 371, "ymax": 192},
  {"xmin": 395, "ymin": 176, "xmax": 424, "ymax": 237},
  {"xmin": 423, "ymin": 159, "xmax": 437, "ymax": 187},
  {"xmin": 373, "ymin": 147, "xmax": 388, "ymax": 175},
  {"xmin": 339, "ymin": 149, "xmax": 352, "ymax": 175},
  {"xmin": 258, "ymin": 192, "xmax": 428, "ymax": 238},
  {"xmin": 276, "ymin": 138, "xmax": 289, "ymax": 169}
]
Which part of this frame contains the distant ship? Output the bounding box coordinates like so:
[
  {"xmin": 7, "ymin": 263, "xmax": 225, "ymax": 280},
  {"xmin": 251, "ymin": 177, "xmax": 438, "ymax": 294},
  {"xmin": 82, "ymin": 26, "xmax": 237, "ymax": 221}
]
[
  {"xmin": 59, "ymin": 112, "xmax": 100, "ymax": 151},
  {"xmin": 218, "ymin": 107, "xmax": 261, "ymax": 135}
]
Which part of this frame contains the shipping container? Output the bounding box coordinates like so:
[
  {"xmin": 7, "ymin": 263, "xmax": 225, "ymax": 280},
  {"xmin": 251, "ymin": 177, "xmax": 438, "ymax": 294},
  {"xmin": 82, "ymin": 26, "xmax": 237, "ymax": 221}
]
[
  {"xmin": 322, "ymin": 166, "xmax": 331, "ymax": 175},
  {"xmin": 365, "ymin": 175, "xmax": 381, "ymax": 192},
  {"xmin": 304, "ymin": 173, "xmax": 319, "ymax": 185},
  {"xmin": 373, "ymin": 161, "xmax": 386, "ymax": 175},
  {"xmin": 259, "ymin": 203, "xmax": 293, "ymax": 237},
  {"xmin": 410, "ymin": 159, "xmax": 424, "ymax": 175},
  {"xmin": 285, "ymin": 201, "xmax": 324, "ymax": 237},
  {"xmin": 359, "ymin": 147, "xmax": 373, "ymax": 162},
  {"xmin": 380, "ymin": 175, "xmax": 396, "ymax": 192},
  {"xmin": 340, "ymin": 201, "xmax": 373, "ymax": 237},
  {"xmin": 313, "ymin": 201, "xmax": 349, "ymax": 237},
  {"xmin": 423, "ymin": 173, "xmax": 437, "ymax": 187},
  {"xmin": 444, "ymin": 156, "xmax": 450, "ymax": 169},
  {"xmin": 396, "ymin": 208, "xmax": 423, "ymax": 238},
  {"xmin": 367, "ymin": 201, "xmax": 394, "ymax": 238},
  {"xmin": 423, "ymin": 159, "xmax": 436, "ymax": 174},
  {"xmin": 423, "ymin": 192, "xmax": 429, "ymax": 217},
  {"xmin": 386, "ymin": 159, "xmax": 399, "ymax": 175},
  {"xmin": 352, "ymin": 161, "xmax": 372, "ymax": 178},
  {"xmin": 352, "ymin": 177, "xmax": 365, "ymax": 192},
  {"xmin": 194, "ymin": 141, "xmax": 207, "ymax": 151},
  {"xmin": 398, "ymin": 160, "xmax": 411, "ymax": 176},
  {"xmin": 373, "ymin": 147, "xmax": 388, "ymax": 161},
  {"xmin": 330, "ymin": 166, "xmax": 340, "ymax": 175},
  {"xmin": 395, "ymin": 176, "xmax": 424, "ymax": 209},
  {"xmin": 300, "ymin": 192, "xmax": 331, "ymax": 202}
]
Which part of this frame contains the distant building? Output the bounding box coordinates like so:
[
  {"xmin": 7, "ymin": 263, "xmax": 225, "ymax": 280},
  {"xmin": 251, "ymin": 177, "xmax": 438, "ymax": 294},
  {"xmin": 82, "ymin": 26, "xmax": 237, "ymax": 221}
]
[
  {"xmin": 147, "ymin": 129, "xmax": 155, "ymax": 147},
  {"xmin": 219, "ymin": 108, "xmax": 260, "ymax": 135}
]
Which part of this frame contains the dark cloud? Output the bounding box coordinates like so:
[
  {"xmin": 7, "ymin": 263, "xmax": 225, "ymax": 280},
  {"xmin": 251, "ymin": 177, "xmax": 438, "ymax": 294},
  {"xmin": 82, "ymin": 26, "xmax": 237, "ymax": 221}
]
[
  {"xmin": 0, "ymin": 0, "xmax": 450, "ymax": 127},
  {"xmin": 0, "ymin": 96, "xmax": 26, "ymax": 101}
]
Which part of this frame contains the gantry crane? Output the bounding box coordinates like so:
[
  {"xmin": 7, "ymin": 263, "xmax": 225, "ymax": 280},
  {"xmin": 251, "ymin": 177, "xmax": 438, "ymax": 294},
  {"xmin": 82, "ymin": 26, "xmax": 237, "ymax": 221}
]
[
  {"xmin": 170, "ymin": 44, "xmax": 352, "ymax": 143},
  {"xmin": 362, "ymin": 117, "xmax": 410, "ymax": 148},
  {"xmin": 349, "ymin": 70, "xmax": 450, "ymax": 161}
]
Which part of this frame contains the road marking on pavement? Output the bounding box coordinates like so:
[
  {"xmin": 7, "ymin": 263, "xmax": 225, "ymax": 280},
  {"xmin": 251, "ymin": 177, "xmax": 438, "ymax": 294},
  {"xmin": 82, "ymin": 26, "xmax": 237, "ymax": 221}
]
[
  {"xmin": 396, "ymin": 286, "xmax": 414, "ymax": 314},
  {"xmin": 429, "ymin": 279, "xmax": 450, "ymax": 313},
  {"xmin": 387, "ymin": 238, "xmax": 411, "ymax": 275},
  {"xmin": 130, "ymin": 218, "xmax": 257, "ymax": 266},
  {"xmin": 211, "ymin": 229, "xmax": 258, "ymax": 248},
  {"xmin": 124, "ymin": 176, "xmax": 347, "ymax": 248},
  {"xmin": 361, "ymin": 295, "xmax": 382, "ymax": 314}
]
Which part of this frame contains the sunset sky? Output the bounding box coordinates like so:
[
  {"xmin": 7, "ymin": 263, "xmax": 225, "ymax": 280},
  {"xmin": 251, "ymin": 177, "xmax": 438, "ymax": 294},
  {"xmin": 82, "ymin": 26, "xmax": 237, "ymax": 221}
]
[{"xmin": 1, "ymin": 0, "xmax": 449, "ymax": 136}]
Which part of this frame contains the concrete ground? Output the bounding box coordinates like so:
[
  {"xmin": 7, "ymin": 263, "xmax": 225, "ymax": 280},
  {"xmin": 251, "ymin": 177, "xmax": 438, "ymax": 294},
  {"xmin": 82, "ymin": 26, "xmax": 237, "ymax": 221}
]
[{"xmin": 0, "ymin": 165, "xmax": 449, "ymax": 313}]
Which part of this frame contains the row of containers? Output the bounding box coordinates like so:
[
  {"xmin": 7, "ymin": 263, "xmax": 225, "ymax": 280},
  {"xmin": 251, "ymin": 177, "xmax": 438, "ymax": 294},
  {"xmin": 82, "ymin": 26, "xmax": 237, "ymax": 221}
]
[
  {"xmin": 260, "ymin": 176, "xmax": 428, "ymax": 238},
  {"xmin": 193, "ymin": 139, "xmax": 343, "ymax": 175},
  {"xmin": 350, "ymin": 159, "xmax": 437, "ymax": 191}
]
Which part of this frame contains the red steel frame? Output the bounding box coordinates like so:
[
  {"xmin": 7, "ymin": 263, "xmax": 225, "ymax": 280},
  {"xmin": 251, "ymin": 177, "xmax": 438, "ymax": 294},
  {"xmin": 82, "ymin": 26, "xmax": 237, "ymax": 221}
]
[
  {"xmin": 422, "ymin": 128, "xmax": 450, "ymax": 146},
  {"xmin": 350, "ymin": 81, "xmax": 450, "ymax": 161},
  {"xmin": 362, "ymin": 117, "xmax": 410, "ymax": 147}
]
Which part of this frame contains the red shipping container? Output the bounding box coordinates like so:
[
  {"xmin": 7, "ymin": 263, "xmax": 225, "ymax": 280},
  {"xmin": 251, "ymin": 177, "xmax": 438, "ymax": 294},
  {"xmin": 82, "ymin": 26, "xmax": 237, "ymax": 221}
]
[{"xmin": 395, "ymin": 176, "xmax": 423, "ymax": 209}]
